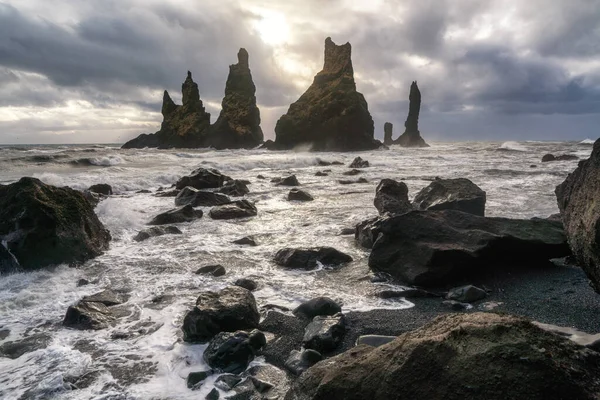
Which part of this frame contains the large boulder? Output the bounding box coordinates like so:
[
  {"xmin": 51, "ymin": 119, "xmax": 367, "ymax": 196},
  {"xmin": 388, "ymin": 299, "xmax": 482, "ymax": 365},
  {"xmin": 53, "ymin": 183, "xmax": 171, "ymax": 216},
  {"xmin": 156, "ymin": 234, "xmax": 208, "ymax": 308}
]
[
  {"xmin": 122, "ymin": 72, "xmax": 212, "ymax": 149},
  {"xmin": 274, "ymin": 37, "xmax": 381, "ymax": 151},
  {"xmin": 182, "ymin": 286, "xmax": 260, "ymax": 343},
  {"xmin": 0, "ymin": 177, "xmax": 111, "ymax": 270},
  {"xmin": 209, "ymin": 200, "xmax": 257, "ymax": 220},
  {"xmin": 274, "ymin": 247, "xmax": 353, "ymax": 270},
  {"xmin": 285, "ymin": 313, "xmax": 600, "ymax": 400},
  {"xmin": 204, "ymin": 330, "xmax": 266, "ymax": 374},
  {"xmin": 147, "ymin": 205, "xmax": 203, "ymax": 225},
  {"xmin": 556, "ymin": 139, "xmax": 600, "ymax": 292},
  {"xmin": 207, "ymin": 49, "xmax": 264, "ymax": 149},
  {"xmin": 413, "ymin": 178, "xmax": 487, "ymax": 216},
  {"xmin": 393, "ymin": 81, "xmax": 429, "ymax": 148},
  {"xmin": 373, "ymin": 179, "xmax": 412, "ymax": 215},
  {"xmin": 175, "ymin": 168, "xmax": 230, "ymax": 190},
  {"xmin": 174, "ymin": 186, "xmax": 231, "ymax": 207},
  {"xmin": 360, "ymin": 210, "xmax": 570, "ymax": 286}
]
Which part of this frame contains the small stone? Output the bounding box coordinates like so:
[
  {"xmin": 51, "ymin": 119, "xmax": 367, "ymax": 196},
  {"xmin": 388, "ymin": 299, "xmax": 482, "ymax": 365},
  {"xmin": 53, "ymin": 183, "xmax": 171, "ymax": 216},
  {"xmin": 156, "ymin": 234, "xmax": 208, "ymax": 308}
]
[
  {"xmin": 234, "ymin": 278, "xmax": 258, "ymax": 291},
  {"xmin": 88, "ymin": 184, "xmax": 113, "ymax": 196},
  {"xmin": 284, "ymin": 349, "xmax": 323, "ymax": 376},
  {"xmin": 233, "ymin": 236, "xmax": 258, "ymax": 246},
  {"xmin": 349, "ymin": 157, "xmax": 369, "ymax": 168},
  {"xmin": 276, "ymin": 175, "xmax": 300, "ymax": 186},
  {"xmin": 187, "ymin": 370, "xmax": 211, "ymax": 389},
  {"xmin": 77, "ymin": 279, "xmax": 90, "ymax": 287},
  {"xmin": 315, "ymin": 171, "xmax": 328, "ymax": 177},
  {"xmin": 288, "ymin": 189, "xmax": 314, "ymax": 202},
  {"xmin": 195, "ymin": 265, "xmax": 226, "ymax": 277},
  {"xmin": 215, "ymin": 374, "xmax": 243, "ymax": 390},
  {"xmin": 293, "ymin": 297, "xmax": 342, "ymax": 319},
  {"xmin": 339, "ymin": 227, "xmax": 355, "ymax": 235},
  {"xmin": 205, "ymin": 388, "xmax": 220, "ymax": 400},
  {"xmin": 446, "ymin": 285, "xmax": 487, "ymax": 303},
  {"xmin": 343, "ymin": 169, "xmax": 362, "ymax": 176}
]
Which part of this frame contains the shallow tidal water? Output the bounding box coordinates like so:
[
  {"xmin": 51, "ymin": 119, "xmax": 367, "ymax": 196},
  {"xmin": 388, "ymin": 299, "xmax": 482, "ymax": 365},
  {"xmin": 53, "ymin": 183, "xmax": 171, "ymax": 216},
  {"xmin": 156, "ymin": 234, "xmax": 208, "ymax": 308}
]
[{"xmin": 0, "ymin": 139, "xmax": 595, "ymax": 399}]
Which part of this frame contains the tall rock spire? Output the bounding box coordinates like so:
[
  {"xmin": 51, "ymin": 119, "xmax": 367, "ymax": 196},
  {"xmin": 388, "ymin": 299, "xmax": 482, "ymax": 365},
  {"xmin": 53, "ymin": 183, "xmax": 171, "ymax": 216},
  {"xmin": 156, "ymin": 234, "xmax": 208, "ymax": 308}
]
[
  {"xmin": 383, "ymin": 122, "xmax": 393, "ymax": 146},
  {"xmin": 394, "ymin": 81, "xmax": 429, "ymax": 147}
]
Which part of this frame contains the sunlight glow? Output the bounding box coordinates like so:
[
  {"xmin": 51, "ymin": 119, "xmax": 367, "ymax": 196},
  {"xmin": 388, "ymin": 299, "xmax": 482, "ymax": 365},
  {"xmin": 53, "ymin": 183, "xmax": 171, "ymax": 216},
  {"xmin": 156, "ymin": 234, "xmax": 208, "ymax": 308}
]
[{"xmin": 252, "ymin": 10, "xmax": 290, "ymax": 46}]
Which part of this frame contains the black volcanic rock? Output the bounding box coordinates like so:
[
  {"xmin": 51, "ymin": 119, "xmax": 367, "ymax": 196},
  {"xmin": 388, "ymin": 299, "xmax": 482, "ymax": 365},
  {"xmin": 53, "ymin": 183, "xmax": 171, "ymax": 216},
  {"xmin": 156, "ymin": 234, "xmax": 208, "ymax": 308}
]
[
  {"xmin": 88, "ymin": 184, "xmax": 113, "ymax": 196},
  {"xmin": 413, "ymin": 178, "xmax": 486, "ymax": 216},
  {"xmin": 209, "ymin": 200, "xmax": 257, "ymax": 220},
  {"xmin": 175, "ymin": 187, "xmax": 231, "ymax": 207},
  {"xmin": 556, "ymin": 139, "xmax": 600, "ymax": 292},
  {"xmin": 542, "ymin": 153, "xmax": 579, "ymax": 162},
  {"xmin": 133, "ymin": 226, "xmax": 182, "ymax": 242},
  {"xmin": 274, "ymin": 247, "xmax": 352, "ymax": 270},
  {"xmin": 274, "ymin": 37, "xmax": 381, "ymax": 151},
  {"xmin": 383, "ymin": 122, "xmax": 393, "ymax": 146},
  {"xmin": 122, "ymin": 72, "xmax": 211, "ymax": 149},
  {"xmin": 374, "ymin": 179, "xmax": 412, "ymax": 216},
  {"xmin": 148, "ymin": 205, "xmax": 203, "ymax": 225},
  {"xmin": 208, "ymin": 49, "xmax": 264, "ymax": 149},
  {"xmin": 0, "ymin": 177, "xmax": 111, "ymax": 270},
  {"xmin": 394, "ymin": 81, "xmax": 429, "ymax": 148},
  {"xmin": 348, "ymin": 157, "xmax": 369, "ymax": 168},
  {"xmin": 288, "ymin": 189, "xmax": 314, "ymax": 202},
  {"xmin": 175, "ymin": 168, "xmax": 230, "ymax": 190},
  {"xmin": 217, "ymin": 180, "xmax": 250, "ymax": 197}
]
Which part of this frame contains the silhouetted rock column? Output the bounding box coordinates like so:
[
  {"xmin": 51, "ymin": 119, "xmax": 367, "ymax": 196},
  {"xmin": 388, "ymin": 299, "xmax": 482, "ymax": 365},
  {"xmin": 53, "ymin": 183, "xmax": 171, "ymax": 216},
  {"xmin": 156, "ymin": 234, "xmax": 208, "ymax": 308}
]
[
  {"xmin": 394, "ymin": 81, "xmax": 429, "ymax": 148},
  {"xmin": 383, "ymin": 122, "xmax": 393, "ymax": 146},
  {"xmin": 274, "ymin": 37, "xmax": 381, "ymax": 151},
  {"xmin": 208, "ymin": 48, "xmax": 264, "ymax": 149}
]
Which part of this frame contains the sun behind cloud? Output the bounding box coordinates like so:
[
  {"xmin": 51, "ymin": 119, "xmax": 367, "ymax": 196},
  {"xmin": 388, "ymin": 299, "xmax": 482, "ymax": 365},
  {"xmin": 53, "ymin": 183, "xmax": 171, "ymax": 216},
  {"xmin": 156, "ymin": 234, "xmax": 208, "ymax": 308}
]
[{"xmin": 251, "ymin": 9, "xmax": 290, "ymax": 46}]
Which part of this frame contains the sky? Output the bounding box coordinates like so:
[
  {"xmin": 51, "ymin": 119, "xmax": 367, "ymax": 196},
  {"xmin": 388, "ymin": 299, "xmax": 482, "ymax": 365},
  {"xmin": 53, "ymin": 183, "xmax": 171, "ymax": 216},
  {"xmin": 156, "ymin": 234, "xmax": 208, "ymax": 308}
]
[{"xmin": 0, "ymin": 0, "xmax": 599, "ymax": 144}]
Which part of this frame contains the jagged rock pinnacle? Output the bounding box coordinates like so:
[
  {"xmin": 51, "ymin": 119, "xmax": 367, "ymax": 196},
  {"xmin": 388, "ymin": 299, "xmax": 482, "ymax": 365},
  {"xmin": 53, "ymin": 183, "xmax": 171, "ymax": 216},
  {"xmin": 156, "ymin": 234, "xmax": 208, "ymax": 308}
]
[
  {"xmin": 161, "ymin": 90, "xmax": 177, "ymax": 117},
  {"xmin": 384, "ymin": 122, "xmax": 393, "ymax": 146}
]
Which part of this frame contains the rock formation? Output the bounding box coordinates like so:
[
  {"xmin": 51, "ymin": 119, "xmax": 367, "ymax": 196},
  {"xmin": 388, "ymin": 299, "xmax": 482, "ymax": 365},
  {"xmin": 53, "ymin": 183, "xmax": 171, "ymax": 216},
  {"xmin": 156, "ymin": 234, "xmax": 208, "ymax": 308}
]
[
  {"xmin": 208, "ymin": 49, "xmax": 264, "ymax": 149},
  {"xmin": 285, "ymin": 313, "xmax": 600, "ymax": 400},
  {"xmin": 556, "ymin": 138, "xmax": 600, "ymax": 292},
  {"xmin": 122, "ymin": 72, "xmax": 211, "ymax": 149},
  {"xmin": 383, "ymin": 122, "xmax": 393, "ymax": 146},
  {"xmin": 413, "ymin": 178, "xmax": 487, "ymax": 216},
  {"xmin": 393, "ymin": 81, "xmax": 429, "ymax": 147},
  {"xmin": 274, "ymin": 37, "xmax": 381, "ymax": 151}
]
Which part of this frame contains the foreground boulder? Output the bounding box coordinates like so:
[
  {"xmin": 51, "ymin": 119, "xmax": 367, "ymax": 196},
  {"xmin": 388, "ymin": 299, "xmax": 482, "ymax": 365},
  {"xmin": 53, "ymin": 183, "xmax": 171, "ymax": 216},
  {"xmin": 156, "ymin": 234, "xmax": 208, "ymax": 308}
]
[
  {"xmin": 204, "ymin": 330, "xmax": 266, "ymax": 374},
  {"xmin": 175, "ymin": 168, "xmax": 230, "ymax": 190},
  {"xmin": 413, "ymin": 178, "xmax": 486, "ymax": 216},
  {"xmin": 207, "ymin": 49, "xmax": 264, "ymax": 149},
  {"xmin": 0, "ymin": 177, "xmax": 111, "ymax": 270},
  {"xmin": 182, "ymin": 286, "xmax": 260, "ymax": 343},
  {"xmin": 556, "ymin": 139, "xmax": 600, "ymax": 292},
  {"xmin": 122, "ymin": 72, "xmax": 212, "ymax": 149},
  {"xmin": 275, "ymin": 247, "xmax": 353, "ymax": 270},
  {"xmin": 393, "ymin": 81, "xmax": 429, "ymax": 148},
  {"xmin": 133, "ymin": 226, "xmax": 182, "ymax": 242},
  {"xmin": 209, "ymin": 200, "xmax": 257, "ymax": 220},
  {"xmin": 274, "ymin": 38, "xmax": 380, "ymax": 151},
  {"xmin": 148, "ymin": 205, "xmax": 203, "ymax": 225},
  {"xmin": 174, "ymin": 187, "xmax": 231, "ymax": 207},
  {"xmin": 285, "ymin": 313, "xmax": 600, "ymax": 400},
  {"xmin": 373, "ymin": 179, "xmax": 412, "ymax": 215},
  {"xmin": 360, "ymin": 210, "xmax": 569, "ymax": 286}
]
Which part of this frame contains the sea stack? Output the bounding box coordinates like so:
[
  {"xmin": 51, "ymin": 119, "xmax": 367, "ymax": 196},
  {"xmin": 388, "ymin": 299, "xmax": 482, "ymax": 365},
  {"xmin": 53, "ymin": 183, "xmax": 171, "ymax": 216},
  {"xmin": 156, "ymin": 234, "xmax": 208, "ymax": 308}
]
[
  {"xmin": 122, "ymin": 72, "xmax": 211, "ymax": 149},
  {"xmin": 208, "ymin": 48, "xmax": 264, "ymax": 149},
  {"xmin": 383, "ymin": 122, "xmax": 393, "ymax": 146},
  {"xmin": 394, "ymin": 81, "xmax": 429, "ymax": 147},
  {"xmin": 274, "ymin": 37, "xmax": 381, "ymax": 151}
]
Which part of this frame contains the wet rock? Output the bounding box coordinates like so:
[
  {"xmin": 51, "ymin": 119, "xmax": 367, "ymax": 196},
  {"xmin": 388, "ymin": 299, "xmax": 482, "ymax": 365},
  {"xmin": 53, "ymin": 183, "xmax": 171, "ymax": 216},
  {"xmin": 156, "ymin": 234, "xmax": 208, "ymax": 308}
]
[
  {"xmin": 393, "ymin": 81, "xmax": 429, "ymax": 148},
  {"xmin": 187, "ymin": 370, "xmax": 211, "ymax": 389},
  {"xmin": 339, "ymin": 227, "xmax": 355, "ymax": 235},
  {"xmin": 82, "ymin": 190, "xmax": 102, "ymax": 207},
  {"xmin": 63, "ymin": 301, "xmax": 115, "ymax": 330},
  {"xmin": 374, "ymin": 179, "xmax": 412, "ymax": 216},
  {"xmin": 148, "ymin": 205, "xmax": 203, "ymax": 225},
  {"xmin": 122, "ymin": 72, "xmax": 212, "ymax": 149},
  {"xmin": 195, "ymin": 264, "xmax": 226, "ymax": 277},
  {"xmin": 206, "ymin": 388, "xmax": 219, "ymax": 400},
  {"xmin": 556, "ymin": 139, "xmax": 600, "ymax": 292},
  {"xmin": 175, "ymin": 187, "xmax": 231, "ymax": 207},
  {"xmin": 233, "ymin": 236, "xmax": 258, "ymax": 246},
  {"xmin": 234, "ymin": 278, "xmax": 258, "ymax": 291},
  {"xmin": 209, "ymin": 200, "xmax": 257, "ymax": 220},
  {"xmin": 338, "ymin": 177, "xmax": 368, "ymax": 185},
  {"xmin": 303, "ymin": 314, "xmax": 346, "ymax": 353},
  {"xmin": 133, "ymin": 226, "xmax": 182, "ymax": 242},
  {"xmin": 446, "ymin": 285, "xmax": 487, "ymax": 303},
  {"xmin": 274, "ymin": 247, "xmax": 353, "ymax": 270},
  {"xmin": 0, "ymin": 333, "xmax": 51, "ymax": 359},
  {"xmin": 413, "ymin": 178, "xmax": 487, "ymax": 216},
  {"xmin": 286, "ymin": 313, "xmax": 600, "ymax": 400},
  {"xmin": 274, "ymin": 38, "xmax": 381, "ymax": 151},
  {"xmin": 204, "ymin": 330, "xmax": 266, "ymax": 374},
  {"xmin": 355, "ymin": 334, "xmax": 395, "ymax": 348},
  {"xmin": 136, "ymin": 189, "xmax": 152, "ymax": 194},
  {"xmin": 0, "ymin": 243, "xmax": 20, "ymax": 274},
  {"xmin": 293, "ymin": 297, "xmax": 342, "ymax": 320},
  {"xmin": 88, "ymin": 183, "xmax": 113, "ymax": 196},
  {"xmin": 77, "ymin": 278, "xmax": 90, "ymax": 287},
  {"xmin": 276, "ymin": 175, "xmax": 300, "ymax": 186},
  {"xmin": 207, "ymin": 48, "xmax": 264, "ymax": 149},
  {"xmin": 182, "ymin": 286, "xmax": 260, "ymax": 343},
  {"xmin": 82, "ymin": 289, "xmax": 128, "ymax": 306},
  {"xmin": 543, "ymin": 153, "xmax": 579, "ymax": 162},
  {"xmin": 216, "ymin": 180, "xmax": 250, "ymax": 197},
  {"xmin": 285, "ymin": 349, "xmax": 323, "ymax": 376},
  {"xmin": 349, "ymin": 157, "xmax": 369, "ymax": 168},
  {"xmin": 215, "ymin": 374, "xmax": 243, "ymax": 390},
  {"xmin": 316, "ymin": 159, "xmax": 342, "ymax": 166},
  {"xmin": 354, "ymin": 217, "xmax": 380, "ymax": 248},
  {"xmin": 154, "ymin": 189, "xmax": 180, "ymax": 197},
  {"xmin": 315, "ymin": 171, "xmax": 328, "ymax": 177},
  {"xmin": 363, "ymin": 210, "xmax": 570, "ymax": 286},
  {"xmin": 0, "ymin": 177, "xmax": 111, "ymax": 270},
  {"xmin": 342, "ymin": 169, "xmax": 362, "ymax": 176},
  {"xmin": 383, "ymin": 122, "xmax": 393, "ymax": 146},
  {"xmin": 288, "ymin": 189, "xmax": 314, "ymax": 201},
  {"xmin": 175, "ymin": 168, "xmax": 230, "ymax": 190}
]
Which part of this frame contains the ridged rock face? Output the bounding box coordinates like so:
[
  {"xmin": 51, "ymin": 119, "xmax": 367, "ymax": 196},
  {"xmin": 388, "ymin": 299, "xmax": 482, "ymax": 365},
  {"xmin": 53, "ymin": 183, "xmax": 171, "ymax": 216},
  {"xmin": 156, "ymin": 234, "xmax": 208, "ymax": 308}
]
[
  {"xmin": 394, "ymin": 81, "xmax": 429, "ymax": 148},
  {"xmin": 285, "ymin": 313, "xmax": 600, "ymax": 400},
  {"xmin": 556, "ymin": 139, "xmax": 600, "ymax": 292},
  {"xmin": 383, "ymin": 122, "xmax": 393, "ymax": 146},
  {"xmin": 209, "ymin": 48, "xmax": 264, "ymax": 149},
  {"xmin": 274, "ymin": 37, "xmax": 380, "ymax": 151}
]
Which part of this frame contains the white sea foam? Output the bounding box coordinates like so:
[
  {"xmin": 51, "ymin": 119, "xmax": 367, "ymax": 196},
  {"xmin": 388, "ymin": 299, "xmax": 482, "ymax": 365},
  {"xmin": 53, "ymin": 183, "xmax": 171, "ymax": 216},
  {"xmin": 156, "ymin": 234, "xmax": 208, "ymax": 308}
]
[
  {"xmin": 580, "ymin": 138, "xmax": 596, "ymax": 145},
  {"xmin": 498, "ymin": 141, "xmax": 528, "ymax": 152}
]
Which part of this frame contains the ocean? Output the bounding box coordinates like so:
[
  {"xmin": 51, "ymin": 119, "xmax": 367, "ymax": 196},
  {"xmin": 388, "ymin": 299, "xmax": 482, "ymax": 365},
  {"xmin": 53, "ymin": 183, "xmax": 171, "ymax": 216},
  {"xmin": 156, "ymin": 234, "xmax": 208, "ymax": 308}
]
[{"xmin": 0, "ymin": 139, "xmax": 595, "ymax": 399}]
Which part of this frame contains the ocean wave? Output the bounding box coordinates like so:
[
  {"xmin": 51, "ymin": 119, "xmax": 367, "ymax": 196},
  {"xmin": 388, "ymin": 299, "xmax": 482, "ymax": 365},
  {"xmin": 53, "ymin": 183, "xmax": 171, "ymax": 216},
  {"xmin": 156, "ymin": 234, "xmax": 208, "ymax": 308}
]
[
  {"xmin": 496, "ymin": 141, "xmax": 528, "ymax": 152},
  {"xmin": 580, "ymin": 138, "xmax": 596, "ymax": 145},
  {"xmin": 69, "ymin": 156, "xmax": 124, "ymax": 167}
]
